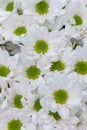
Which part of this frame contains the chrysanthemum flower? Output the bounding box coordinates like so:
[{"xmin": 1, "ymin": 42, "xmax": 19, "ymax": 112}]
[
  {"xmin": 39, "ymin": 72, "xmax": 82, "ymax": 119},
  {"xmin": 68, "ymin": 45, "xmax": 87, "ymax": 83},
  {"xmin": 22, "ymin": 0, "xmax": 66, "ymax": 23},
  {"xmin": 0, "ymin": 48, "xmax": 19, "ymax": 81}
]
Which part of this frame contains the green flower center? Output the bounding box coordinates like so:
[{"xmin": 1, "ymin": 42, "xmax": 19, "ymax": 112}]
[
  {"xmin": 49, "ymin": 111, "xmax": 61, "ymax": 121},
  {"xmin": 48, "ymin": 28, "xmax": 52, "ymax": 32},
  {"xmin": 0, "ymin": 88, "xmax": 2, "ymax": 93},
  {"xmin": 34, "ymin": 98, "xmax": 42, "ymax": 112},
  {"xmin": 8, "ymin": 119, "xmax": 22, "ymax": 130},
  {"xmin": 14, "ymin": 26, "xmax": 27, "ymax": 36},
  {"xmin": 14, "ymin": 94, "xmax": 23, "ymax": 109},
  {"xmin": 50, "ymin": 60, "xmax": 65, "ymax": 72},
  {"xmin": 26, "ymin": 65, "xmax": 41, "ymax": 80},
  {"xmin": 73, "ymin": 14, "xmax": 83, "ymax": 26},
  {"xmin": 0, "ymin": 66, "xmax": 10, "ymax": 77},
  {"xmin": 35, "ymin": 1, "xmax": 49, "ymax": 15},
  {"xmin": 34, "ymin": 40, "xmax": 48, "ymax": 54},
  {"xmin": 6, "ymin": 2, "xmax": 14, "ymax": 12},
  {"xmin": 75, "ymin": 61, "xmax": 87, "ymax": 75},
  {"xmin": 53, "ymin": 89, "xmax": 68, "ymax": 105}
]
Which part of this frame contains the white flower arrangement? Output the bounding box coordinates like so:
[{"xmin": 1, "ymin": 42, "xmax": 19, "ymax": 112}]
[{"xmin": 0, "ymin": 0, "xmax": 87, "ymax": 130}]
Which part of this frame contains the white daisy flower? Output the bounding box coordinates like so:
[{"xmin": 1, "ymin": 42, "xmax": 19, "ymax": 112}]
[
  {"xmin": 0, "ymin": 110, "xmax": 36, "ymax": 130},
  {"xmin": 22, "ymin": 0, "xmax": 67, "ymax": 23},
  {"xmin": 39, "ymin": 72, "xmax": 82, "ymax": 119},
  {"xmin": 0, "ymin": 48, "xmax": 19, "ymax": 81},
  {"xmin": 21, "ymin": 25, "xmax": 67, "ymax": 60},
  {"xmin": 0, "ymin": 14, "xmax": 35, "ymax": 43},
  {"xmin": 0, "ymin": 0, "xmax": 14, "ymax": 13},
  {"xmin": 0, "ymin": 116, "xmax": 23, "ymax": 130},
  {"xmin": 15, "ymin": 56, "xmax": 46, "ymax": 89},
  {"xmin": 0, "ymin": 0, "xmax": 24, "ymax": 16},
  {"xmin": 5, "ymin": 82, "xmax": 35, "ymax": 110},
  {"xmin": 23, "ymin": 96, "xmax": 47, "ymax": 125},
  {"xmin": 68, "ymin": 44, "xmax": 87, "ymax": 83},
  {"xmin": 0, "ymin": 0, "xmax": 24, "ymax": 25},
  {"xmin": 64, "ymin": 1, "xmax": 87, "ymax": 38},
  {"xmin": 49, "ymin": 46, "xmax": 74, "ymax": 74},
  {"xmin": 0, "ymin": 0, "xmax": 15, "ymax": 23}
]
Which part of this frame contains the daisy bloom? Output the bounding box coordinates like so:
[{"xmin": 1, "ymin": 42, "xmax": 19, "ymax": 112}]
[
  {"xmin": 68, "ymin": 44, "xmax": 87, "ymax": 83},
  {"xmin": 0, "ymin": 48, "xmax": 19, "ymax": 81},
  {"xmin": 22, "ymin": 0, "xmax": 67, "ymax": 23},
  {"xmin": 21, "ymin": 25, "xmax": 67, "ymax": 60},
  {"xmin": 0, "ymin": 14, "xmax": 35, "ymax": 43},
  {"xmin": 39, "ymin": 72, "xmax": 82, "ymax": 119},
  {"xmin": 65, "ymin": 1, "xmax": 87, "ymax": 38}
]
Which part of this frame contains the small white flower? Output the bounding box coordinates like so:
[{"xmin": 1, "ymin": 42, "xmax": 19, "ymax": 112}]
[
  {"xmin": 0, "ymin": 14, "xmax": 35, "ymax": 43},
  {"xmin": 0, "ymin": 0, "xmax": 24, "ymax": 16},
  {"xmin": 49, "ymin": 45, "xmax": 74, "ymax": 74},
  {"xmin": 15, "ymin": 56, "xmax": 46, "ymax": 89},
  {"xmin": 68, "ymin": 44, "xmax": 87, "ymax": 83},
  {"xmin": 0, "ymin": 48, "xmax": 19, "ymax": 81},
  {"xmin": 64, "ymin": 1, "xmax": 87, "ymax": 38},
  {"xmin": 21, "ymin": 25, "xmax": 67, "ymax": 61},
  {"xmin": 0, "ymin": 109, "xmax": 35, "ymax": 130},
  {"xmin": 5, "ymin": 82, "xmax": 35, "ymax": 110},
  {"xmin": 39, "ymin": 72, "xmax": 82, "ymax": 119},
  {"xmin": 22, "ymin": 0, "xmax": 66, "ymax": 23}
]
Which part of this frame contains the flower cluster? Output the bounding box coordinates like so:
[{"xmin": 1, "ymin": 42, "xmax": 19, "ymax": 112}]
[{"xmin": 0, "ymin": 0, "xmax": 87, "ymax": 130}]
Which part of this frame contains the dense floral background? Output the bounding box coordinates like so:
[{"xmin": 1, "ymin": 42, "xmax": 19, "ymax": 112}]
[{"xmin": 0, "ymin": 0, "xmax": 87, "ymax": 130}]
